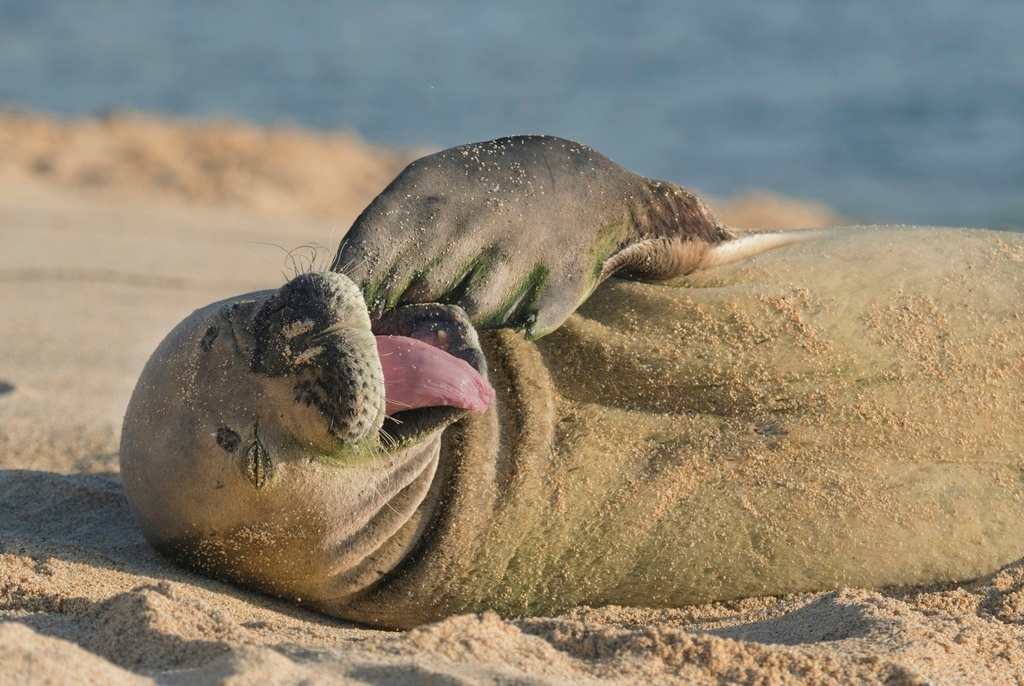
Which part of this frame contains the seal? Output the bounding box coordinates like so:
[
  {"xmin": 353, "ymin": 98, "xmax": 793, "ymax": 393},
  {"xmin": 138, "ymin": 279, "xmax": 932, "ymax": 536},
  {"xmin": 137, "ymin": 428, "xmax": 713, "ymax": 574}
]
[{"xmin": 120, "ymin": 136, "xmax": 1024, "ymax": 630}]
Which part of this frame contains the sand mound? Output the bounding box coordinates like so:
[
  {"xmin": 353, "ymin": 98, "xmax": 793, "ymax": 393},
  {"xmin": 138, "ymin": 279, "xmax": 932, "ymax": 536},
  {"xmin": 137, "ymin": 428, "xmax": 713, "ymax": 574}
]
[
  {"xmin": 0, "ymin": 622, "xmax": 145, "ymax": 686},
  {"xmin": 79, "ymin": 583, "xmax": 244, "ymax": 672},
  {"xmin": 0, "ymin": 107, "xmax": 414, "ymax": 219}
]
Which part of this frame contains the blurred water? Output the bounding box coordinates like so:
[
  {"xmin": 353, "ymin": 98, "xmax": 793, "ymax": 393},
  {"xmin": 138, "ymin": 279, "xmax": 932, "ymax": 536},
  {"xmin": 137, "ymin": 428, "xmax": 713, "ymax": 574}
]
[{"xmin": 1, "ymin": 0, "xmax": 1021, "ymax": 227}]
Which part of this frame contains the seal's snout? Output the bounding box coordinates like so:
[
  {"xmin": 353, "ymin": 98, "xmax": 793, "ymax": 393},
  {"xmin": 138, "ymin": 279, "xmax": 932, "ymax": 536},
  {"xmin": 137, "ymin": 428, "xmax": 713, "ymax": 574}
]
[
  {"xmin": 242, "ymin": 271, "xmax": 385, "ymax": 444},
  {"xmin": 250, "ymin": 271, "xmax": 371, "ymax": 375}
]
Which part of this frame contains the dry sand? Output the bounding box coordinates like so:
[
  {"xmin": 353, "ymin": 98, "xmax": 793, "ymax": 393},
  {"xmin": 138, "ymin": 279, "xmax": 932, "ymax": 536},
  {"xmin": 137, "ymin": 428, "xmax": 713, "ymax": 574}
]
[{"xmin": 2, "ymin": 108, "xmax": 1022, "ymax": 684}]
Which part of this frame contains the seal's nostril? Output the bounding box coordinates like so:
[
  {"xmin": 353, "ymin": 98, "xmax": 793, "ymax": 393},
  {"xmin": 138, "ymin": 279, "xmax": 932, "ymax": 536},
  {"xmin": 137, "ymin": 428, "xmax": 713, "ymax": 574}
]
[{"xmin": 0, "ymin": 381, "xmax": 14, "ymax": 396}]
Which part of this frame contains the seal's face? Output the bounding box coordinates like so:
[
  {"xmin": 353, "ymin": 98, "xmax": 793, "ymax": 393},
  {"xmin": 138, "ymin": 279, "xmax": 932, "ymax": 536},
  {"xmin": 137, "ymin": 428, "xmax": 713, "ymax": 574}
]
[{"xmin": 120, "ymin": 271, "xmax": 492, "ymax": 607}]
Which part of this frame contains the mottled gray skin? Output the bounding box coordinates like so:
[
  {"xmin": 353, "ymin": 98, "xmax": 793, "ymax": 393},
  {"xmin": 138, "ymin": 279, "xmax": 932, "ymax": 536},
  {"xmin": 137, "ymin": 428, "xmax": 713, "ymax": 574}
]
[{"xmin": 122, "ymin": 137, "xmax": 1024, "ymax": 630}]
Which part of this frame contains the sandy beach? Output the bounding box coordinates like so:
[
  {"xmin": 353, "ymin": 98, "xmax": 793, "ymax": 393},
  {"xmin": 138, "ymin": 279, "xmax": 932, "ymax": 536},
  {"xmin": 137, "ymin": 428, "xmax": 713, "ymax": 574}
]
[{"xmin": 2, "ymin": 109, "xmax": 1023, "ymax": 684}]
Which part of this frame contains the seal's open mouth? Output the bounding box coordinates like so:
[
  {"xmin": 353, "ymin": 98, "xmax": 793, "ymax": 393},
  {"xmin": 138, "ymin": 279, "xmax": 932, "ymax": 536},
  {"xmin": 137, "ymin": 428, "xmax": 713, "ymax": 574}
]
[
  {"xmin": 371, "ymin": 302, "xmax": 494, "ymax": 447},
  {"xmin": 375, "ymin": 336, "xmax": 494, "ymax": 416}
]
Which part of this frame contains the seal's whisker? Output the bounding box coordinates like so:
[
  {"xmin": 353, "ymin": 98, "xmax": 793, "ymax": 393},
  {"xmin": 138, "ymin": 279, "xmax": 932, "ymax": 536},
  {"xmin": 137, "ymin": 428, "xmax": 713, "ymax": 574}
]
[
  {"xmin": 244, "ymin": 241, "xmax": 342, "ymax": 283},
  {"xmin": 364, "ymin": 386, "xmax": 407, "ymax": 413},
  {"xmin": 283, "ymin": 245, "xmax": 318, "ymax": 280},
  {"xmin": 326, "ymin": 225, "xmax": 343, "ymax": 267},
  {"xmin": 377, "ymin": 427, "xmax": 399, "ymax": 451},
  {"xmin": 331, "ymin": 252, "xmax": 371, "ymax": 279},
  {"xmin": 311, "ymin": 241, "xmax": 334, "ymax": 273},
  {"xmin": 243, "ymin": 240, "xmax": 311, "ymax": 284},
  {"xmin": 299, "ymin": 242, "xmax": 332, "ymax": 274},
  {"xmin": 244, "ymin": 240, "xmax": 294, "ymax": 283},
  {"xmin": 368, "ymin": 476, "xmax": 403, "ymax": 516},
  {"xmin": 341, "ymin": 288, "xmax": 369, "ymax": 309},
  {"xmin": 371, "ymin": 384, "xmax": 416, "ymax": 414}
]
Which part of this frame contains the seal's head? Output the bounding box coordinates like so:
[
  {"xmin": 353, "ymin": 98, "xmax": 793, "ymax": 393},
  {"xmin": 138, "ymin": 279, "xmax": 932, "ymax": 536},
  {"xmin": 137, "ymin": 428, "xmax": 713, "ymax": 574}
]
[{"xmin": 120, "ymin": 271, "xmax": 493, "ymax": 610}]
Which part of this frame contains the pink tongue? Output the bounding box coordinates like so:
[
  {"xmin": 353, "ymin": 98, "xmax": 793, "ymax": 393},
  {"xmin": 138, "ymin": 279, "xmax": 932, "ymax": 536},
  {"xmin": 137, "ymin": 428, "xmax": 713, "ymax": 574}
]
[{"xmin": 375, "ymin": 336, "xmax": 495, "ymax": 416}]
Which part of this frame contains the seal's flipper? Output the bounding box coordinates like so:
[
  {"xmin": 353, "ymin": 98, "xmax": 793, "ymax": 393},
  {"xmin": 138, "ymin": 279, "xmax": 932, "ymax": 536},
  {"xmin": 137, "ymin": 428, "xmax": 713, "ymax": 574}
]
[
  {"xmin": 599, "ymin": 237, "xmax": 712, "ymax": 282},
  {"xmin": 599, "ymin": 230, "xmax": 820, "ymax": 283},
  {"xmin": 331, "ymin": 135, "xmax": 818, "ymax": 339},
  {"xmin": 595, "ymin": 176, "xmax": 818, "ymax": 283}
]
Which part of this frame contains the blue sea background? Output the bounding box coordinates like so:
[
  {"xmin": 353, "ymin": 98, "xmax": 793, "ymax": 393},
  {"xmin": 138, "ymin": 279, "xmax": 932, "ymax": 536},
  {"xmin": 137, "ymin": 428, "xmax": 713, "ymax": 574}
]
[{"xmin": 1, "ymin": 0, "xmax": 1021, "ymax": 228}]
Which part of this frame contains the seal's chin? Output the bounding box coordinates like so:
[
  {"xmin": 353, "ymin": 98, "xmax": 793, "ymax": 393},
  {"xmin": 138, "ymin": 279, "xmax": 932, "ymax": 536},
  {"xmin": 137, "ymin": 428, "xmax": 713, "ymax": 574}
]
[{"xmin": 369, "ymin": 303, "xmax": 494, "ymax": 449}]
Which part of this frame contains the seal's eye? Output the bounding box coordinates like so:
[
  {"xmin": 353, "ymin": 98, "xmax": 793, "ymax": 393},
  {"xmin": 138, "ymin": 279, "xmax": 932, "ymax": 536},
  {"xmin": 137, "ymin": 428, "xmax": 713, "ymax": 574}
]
[
  {"xmin": 200, "ymin": 325, "xmax": 220, "ymax": 352},
  {"xmin": 216, "ymin": 427, "xmax": 241, "ymax": 452}
]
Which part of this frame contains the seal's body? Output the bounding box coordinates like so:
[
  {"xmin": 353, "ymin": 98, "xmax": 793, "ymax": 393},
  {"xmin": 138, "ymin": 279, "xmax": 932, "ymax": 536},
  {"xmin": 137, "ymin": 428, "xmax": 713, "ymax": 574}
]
[
  {"xmin": 333, "ymin": 226, "xmax": 1024, "ymax": 627},
  {"xmin": 121, "ymin": 137, "xmax": 1024, "ymax": 630}
]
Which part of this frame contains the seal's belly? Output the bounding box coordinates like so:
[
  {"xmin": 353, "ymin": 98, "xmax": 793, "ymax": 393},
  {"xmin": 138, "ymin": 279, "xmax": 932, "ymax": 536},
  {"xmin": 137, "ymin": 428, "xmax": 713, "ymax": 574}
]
[{"xmin": 529, "ymin": 227, "xmax": 1024, "ymax": 606}]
